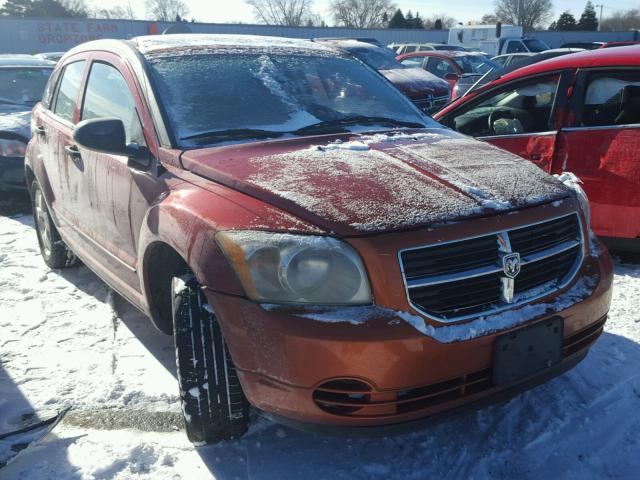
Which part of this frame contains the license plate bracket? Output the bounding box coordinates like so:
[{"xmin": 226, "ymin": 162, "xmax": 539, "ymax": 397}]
[{"xmin": 493, "ymin": 317, "xmax": 564, "ymax": 386}]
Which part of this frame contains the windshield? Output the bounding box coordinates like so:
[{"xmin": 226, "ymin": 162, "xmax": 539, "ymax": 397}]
[
  {"xmin": 146, "ymin": 52, "xmax": 435, "ymax": 147},
  {"xmin": 433, "ymin": 45, "xmax": 465, "ymax": 51},
  {"xmin": 348, "ymin": 46, "xmax": 402, "ymax": 71},
  {"xmin": 453, "ymin": 55, "xmax": 500, "ymax": 75},
  {"xmin": 523, "ymin": 39, "xmax": 549, "ymax": 52},
  {"xmin": 0, "ymin": 67, "xmax": 53, "ymax": 107}
]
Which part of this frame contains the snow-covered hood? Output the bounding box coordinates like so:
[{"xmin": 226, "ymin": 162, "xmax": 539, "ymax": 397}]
[
  {"xmin": 180, "ymin": 129, "xmax": 571, "ymax": 236},
  {"xmin": 379, "ymin": 68, "xmax": 450, "ymax": 99},
  {"xmin": 0, "ymin": 106, "xmax": 31, "ymax": 141}
]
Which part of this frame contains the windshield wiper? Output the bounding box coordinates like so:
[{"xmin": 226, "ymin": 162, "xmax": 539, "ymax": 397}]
[
  {"xmin": 0, "ymin": 97, "xmax": 26, "ymax": 106},
  {"xmin": 180, "ymin": 128, "xmax": 285, "ymax": 144},
  {"xmin": 293, "ymin": 116, "xmax": 425, "ymax": 135}
]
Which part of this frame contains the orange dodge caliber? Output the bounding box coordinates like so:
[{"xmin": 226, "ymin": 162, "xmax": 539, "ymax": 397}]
[{"xmin": 25, "ymin": 35, "xmax": 613, "ymax": 443}]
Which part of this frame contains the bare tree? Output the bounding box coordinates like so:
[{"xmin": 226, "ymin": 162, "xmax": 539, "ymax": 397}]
[
  {"xmin": 424, "ymin": 14, "xmax": 458, "ymax": 29},
  {"xmin": 494, "ymin": 0, "xmax": 554, "ymax": 31},
  {"xmin": 94, "ymin": 3, "xmax": 137, "ymax": 19},
  {"xmin": 246, "ymin": 0, "xmax": 316, "ymax": 26},
  {"xmin": 478, "ymin": 13, "xmax": 498, "ymax": 24},
  {"xmin": 145, "ymin": 0, "xmax": 189, "ymax": 22},
  {"xmin": 600, "ymin": 9, "xmax": 640, "ymax": 31},
  {"xmin": 330, "ymin": 0, "xmax": 396, "ymax": 28}
]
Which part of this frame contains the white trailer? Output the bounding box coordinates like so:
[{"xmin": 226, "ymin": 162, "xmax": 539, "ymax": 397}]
[{"xmin": 448, "ymin": 24, "xmax": 549, "ymax": 56}]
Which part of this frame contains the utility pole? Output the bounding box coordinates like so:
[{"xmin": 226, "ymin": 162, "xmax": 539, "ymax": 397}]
[{"xmin": 595, "ymin": 4, "xmax": 604, "ymax": 31}]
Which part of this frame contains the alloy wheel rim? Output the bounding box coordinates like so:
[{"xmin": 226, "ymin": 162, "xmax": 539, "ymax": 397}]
[{"xmin": 35, "ymin": 190, "xmax": 52, "ymax": 257}]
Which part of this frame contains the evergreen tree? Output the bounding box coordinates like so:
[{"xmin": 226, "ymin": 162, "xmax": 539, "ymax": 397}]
[
  {"xmin": 553, "ymin": 11, "xmax": 578, "ymax": 30},
  {"xmin": 0, "ymin": 0, "xmax": 79, "ymax": 17},
  {"xmin": 434, "ymin": 18, "xmax": 443, "ymax": 30},
  {"xmin": 0, "ymin": 0, "xmax": 34, "ymax": 16},
  {"xmin": 388, "ymin": 8, "xmax": 407, "ymax": 28},
  {"xmin": 578, "ymin": 1, "xmax": 598, "ymax": 30}
]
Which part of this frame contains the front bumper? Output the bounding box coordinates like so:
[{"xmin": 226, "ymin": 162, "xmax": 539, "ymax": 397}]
[
  {"xmin": 0, "ymin": 156, "xmax": 26, "ymax": 191},
  {"xmin": 205, "ymin": 248, "xmax": 613, "ymax": 429}
]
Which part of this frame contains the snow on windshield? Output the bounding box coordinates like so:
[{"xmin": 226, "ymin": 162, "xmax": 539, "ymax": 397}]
[{"xmin": 144, "ymin": 50, "xmax": 432, "ymax": 146}]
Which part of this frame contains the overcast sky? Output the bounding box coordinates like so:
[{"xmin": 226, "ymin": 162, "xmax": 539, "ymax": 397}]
[
  {"xmin": 89, "ymin": 1, "xmax": 639, "ymax": 25},
  {"xmin": 0, "ymin": 0, "xmax": 634, "ymax": 24}
]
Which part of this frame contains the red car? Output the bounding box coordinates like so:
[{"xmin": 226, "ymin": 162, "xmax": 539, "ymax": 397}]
[
  {"xmin": 315, "ymin": 39, "xmax": 451, "ymax": 114},
  {"xmin": 397, "ymin": 50, "xmax": 500, "ymax": 98},
  {"xmin": 435, "ymin": 45, "xmax": 640, "ymax": 251},
  {"xmin": 26, "ymin": 35, "xmax": 612, "ymax": 443}
]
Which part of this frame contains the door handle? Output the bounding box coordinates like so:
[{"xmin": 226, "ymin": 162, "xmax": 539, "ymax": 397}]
[
  {"xmin": 64, "ymin": 145, "xmax": 81, "ymax": 158},
  {"xmin": 530, "ymin": 153, "xmax": 541, "ymax": 161},
  {"xmin": 34, "ymin": 125, "xmax": 46, "ymax": 137}
]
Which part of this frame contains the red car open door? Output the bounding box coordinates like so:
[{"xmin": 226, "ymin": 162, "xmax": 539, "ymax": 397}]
[
  {"xmin": 554, "ymin": 69, "xmax": 640, "ymax": 240},
  {"xmin": 439, "ymin": 71, "xmax": 573, "ymax": 174}
]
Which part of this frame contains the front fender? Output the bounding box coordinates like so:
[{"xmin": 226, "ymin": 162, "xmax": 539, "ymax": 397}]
[{"xmin": 137, "ymin": 179, "xmax": 322, "ymax": 302}]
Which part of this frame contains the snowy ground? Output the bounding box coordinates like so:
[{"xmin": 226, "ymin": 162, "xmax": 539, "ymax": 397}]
[{"xmin": 1, "ymin": 210, "xmax": 639, "ymax": 480}]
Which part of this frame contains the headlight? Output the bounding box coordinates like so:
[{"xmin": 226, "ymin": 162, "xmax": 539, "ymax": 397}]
[
  {"xmin": 216, "ymin": 231, "xmax": 372, "ymax": 305},
  {"xmin": 0, "ymin": 138, "xmax": 27, "ymax": 157},
  {"xmin": 555, "ymin": 172, "xmax": 590, "ymax": 226}
]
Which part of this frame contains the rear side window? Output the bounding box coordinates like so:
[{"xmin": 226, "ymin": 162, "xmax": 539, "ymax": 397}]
[
  {"xmin": 400, "ymin": 57, "xmax": 423, "ymax": 68},
  {"xmin": 53, "ymin": 60, "xmax": 85, "ymax": 122},
  {"xmin": 81, "ymin": 62, "xmax": 146, "ymax": 146},
  {"xmin": 580, "ymin": 72, "xmax": 640, "ymax": 127}
]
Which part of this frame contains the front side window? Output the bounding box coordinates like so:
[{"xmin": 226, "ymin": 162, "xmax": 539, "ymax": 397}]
[
  {"xmin": 446, "ymin": 75, "xmax": 560, "ymax": 137},
  {"xmin": 0, "ymin": 67, "xmax": 53, "ymax": 109},
  {"xmin": 81, "ymin": 62, "xmax": 146, "ymax": 146},
  {"xmin": 53, "ymin": 60, "xmax": 85, "ymax": 122},
  {"xmin": 523, "ymin": 39, "xmax": 549, "ymax": 52},
  {"xmin": 579, "ymin": 72, "xmax": 640, "ymax": 127},
  {"xmin": 506, "ymin": 41, "xmax": 526, "ymax": 54},
  {"xmin": 145, "ymin": 51, "xmax": 435, "ymax": 148}
]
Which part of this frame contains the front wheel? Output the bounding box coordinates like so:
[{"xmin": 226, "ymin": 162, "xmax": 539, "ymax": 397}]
[
  {"xmin": 172, "ymin": 275, "xmax": 250, "ymax": 444},
  {"xmin": 31, "ymin": 181, "xmax": 78, "ymax": 269}
]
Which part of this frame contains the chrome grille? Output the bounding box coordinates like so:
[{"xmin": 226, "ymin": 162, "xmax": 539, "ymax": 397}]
[
  {"xmin": 399, "ymin": 214, "xmax": 584, "ymax": 323},
  {"xmin": 412, "ymin": 95, "xmax": 449, "ymax": 114}
]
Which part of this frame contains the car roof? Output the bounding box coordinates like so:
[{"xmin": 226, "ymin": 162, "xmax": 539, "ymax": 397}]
[
  {"xmin": 133, "ymin": 34, "xmax": 335, "ymax": 55},
  {"xmin": 496, "ymin": 44, "xmax": 640, "ymax": 83},
  {"xmin": 399, "ymin": 50, "xmax": 485, "ymax": 58},
  {"xmin": 0, "ymin": 54, "xmax": 55, "ymax": 67}
]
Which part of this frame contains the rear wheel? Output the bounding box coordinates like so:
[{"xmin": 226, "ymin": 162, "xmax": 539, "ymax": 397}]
[
  {"xmin": 31, "ymin": 181, "xmax": 78, "ymax": 269},
  {"xmin": 172, "ymin": 274, "xmax": 250, "ymax": 444}
]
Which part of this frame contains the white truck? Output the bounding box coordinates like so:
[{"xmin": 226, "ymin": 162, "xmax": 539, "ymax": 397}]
[{"xmin": 448, "ymin": 24, "xmax": 550, "ymax": 56}]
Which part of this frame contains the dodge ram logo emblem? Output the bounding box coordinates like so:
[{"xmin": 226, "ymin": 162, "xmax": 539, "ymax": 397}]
[{"xmin": 502, "ymin": 253, "xmax": 521, "ymax": 279}]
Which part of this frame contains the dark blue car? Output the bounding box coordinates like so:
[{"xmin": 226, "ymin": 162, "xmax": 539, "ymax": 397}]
[{"xmin": 0, "ymin": 55, "xmax": 54, "ymax": 193}]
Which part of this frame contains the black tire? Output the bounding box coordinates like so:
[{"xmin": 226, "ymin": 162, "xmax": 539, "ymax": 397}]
[
  {"xmin": 31, "ymin": 181, "xmax": 79, "ymax": 269},
  {"xmin": 172, "ymin": 274, "xmax": 250, "ymax": 444}
]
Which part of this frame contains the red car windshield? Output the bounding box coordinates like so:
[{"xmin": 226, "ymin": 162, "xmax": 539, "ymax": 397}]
[
  {"xmin": 452, "ymin": 55, "xmax": 500, "ymax": 75},
  {"xmin": 146, "ymin": 52, "xmax": 434, "ymax": 147}
]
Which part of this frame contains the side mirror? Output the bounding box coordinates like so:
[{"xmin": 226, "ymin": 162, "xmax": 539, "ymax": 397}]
[
  {"xmin": 444, "ymin": 73, "xmax": 460, "ymax": 82},
  {"xmin": 73, "ymin": 117, "xmax": 151, "ymax": 169},
  {"xmin": 74, "ymin": 117, "xmax": 128, "ymax": 156}
]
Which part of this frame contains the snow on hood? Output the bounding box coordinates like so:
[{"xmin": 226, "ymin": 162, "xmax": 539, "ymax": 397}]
[
  {"xmin": 380, "ymin": 68, "xmax": 450, "ymax": 97},
  {"xmin": 180, "ymin": 129, "xmax": 571, "ymax": 236},
  {"xmin": 0, "ymin": 108, "xmax": 31, "ymax": 140}
]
